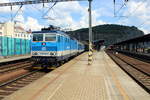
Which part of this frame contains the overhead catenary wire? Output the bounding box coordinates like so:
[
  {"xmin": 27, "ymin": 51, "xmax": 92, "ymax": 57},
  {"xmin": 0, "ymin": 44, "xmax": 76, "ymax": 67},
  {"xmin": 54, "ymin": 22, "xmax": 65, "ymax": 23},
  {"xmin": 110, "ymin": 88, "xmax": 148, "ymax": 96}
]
[
  {"xmin": 137, "ymin": 18, "xmax": 150, "ymax": 28},
  {"xmin": 17, "ymin": 2, "xmax": 51, "ymax": 19},
  {"xmin": 25, "ymin": 2, "xmax": 51, "ymax": 16},
  {"xmin": 116, "ymin": 0, "xmax": 147, "ymax": 19},
  {"xmin": 42, "ymin": 1, "xmax": 57, "ymax": 18},
  {"xmin": 125, "ymin": 0, "xmax": 148, "ymax": 18},
  {"xmin": 115, "ymin": 0, "xmax": 150, "ymax": 29},
  {"xmin": 114, "ymin": 0, "xmax": 147, "ymax": 18},
  {"xmin": 114, "ymin": 2, "xmax": 126, "ymax": 17},
  {"xmin": 23, "ymin": 5, "xmax": 40, "ymax": 17},
  {"xmin": 122, "ymin": 0, "xmax": 150, "ymax": 34},
  {"xmin": 113, "ymin": 0, "xmax": 129, "ymax": 17},
  {"xmin": 134, "ymin": 0, "xmax": 150, "ymax": 28},
  {"xmin": 11, "ymin": 5, "xmax": 23, "ymax": 21}
]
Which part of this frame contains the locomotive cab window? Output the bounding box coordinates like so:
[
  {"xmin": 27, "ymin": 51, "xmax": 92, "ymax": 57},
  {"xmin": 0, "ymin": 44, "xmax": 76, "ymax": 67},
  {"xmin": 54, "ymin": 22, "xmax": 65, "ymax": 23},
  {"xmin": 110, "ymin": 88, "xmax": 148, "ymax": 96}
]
[
  {"xmin": 33, "ymin": 34, "xmax": 43, "ymax": 41},
  {"xmin": 45, "ymin": 34, "xmax": 56, "ymax": 42}
]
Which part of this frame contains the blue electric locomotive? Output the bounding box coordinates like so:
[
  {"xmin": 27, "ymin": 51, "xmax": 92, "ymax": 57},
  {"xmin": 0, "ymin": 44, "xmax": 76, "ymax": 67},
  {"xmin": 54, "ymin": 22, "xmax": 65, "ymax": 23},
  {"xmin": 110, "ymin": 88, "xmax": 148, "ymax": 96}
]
[{"xmin": 31, "ymin": 29, "xmax": 84, "ymax": 68}]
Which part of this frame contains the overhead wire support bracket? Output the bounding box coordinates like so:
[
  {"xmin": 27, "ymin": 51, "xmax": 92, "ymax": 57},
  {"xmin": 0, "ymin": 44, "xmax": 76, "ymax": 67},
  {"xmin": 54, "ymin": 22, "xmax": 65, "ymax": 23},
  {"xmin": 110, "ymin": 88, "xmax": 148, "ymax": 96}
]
[
  {"xmin": 43, "ymin": 0, "xmax": 45, "ymax": 7},
  {"xmin": 10, "ymin": 5, "xmax": 13, "ymax": 21}
]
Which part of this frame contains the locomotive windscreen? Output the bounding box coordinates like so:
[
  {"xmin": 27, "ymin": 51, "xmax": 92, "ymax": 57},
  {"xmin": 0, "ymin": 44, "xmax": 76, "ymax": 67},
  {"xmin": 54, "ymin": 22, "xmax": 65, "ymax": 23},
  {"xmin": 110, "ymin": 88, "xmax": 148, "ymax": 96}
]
[
  {"xmin": 33, "ymin": 34, "xmax": 43, "ymax": 41},
  {"xmin": 45, "ymin": 34, "xmax": 56, "ymax": 41}
]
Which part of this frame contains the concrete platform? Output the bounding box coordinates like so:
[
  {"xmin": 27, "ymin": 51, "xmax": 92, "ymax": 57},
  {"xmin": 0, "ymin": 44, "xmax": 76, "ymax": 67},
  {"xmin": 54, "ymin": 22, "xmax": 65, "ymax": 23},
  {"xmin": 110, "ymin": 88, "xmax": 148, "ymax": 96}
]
[
  {"xmin": 0, "ymin": 55, "xmax": 31, "ymax": 63},
  {"xmin": 2, "ymin": 51, "xmax": 150, "ymax": 100}
]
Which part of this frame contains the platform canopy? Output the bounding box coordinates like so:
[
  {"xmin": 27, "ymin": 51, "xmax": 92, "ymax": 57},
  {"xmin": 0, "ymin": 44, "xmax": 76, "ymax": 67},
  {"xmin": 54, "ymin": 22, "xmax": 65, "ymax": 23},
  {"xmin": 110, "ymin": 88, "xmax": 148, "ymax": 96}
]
[{"xmin": 114, "ymin": 34, "xmax": 150, "ymax": 45}]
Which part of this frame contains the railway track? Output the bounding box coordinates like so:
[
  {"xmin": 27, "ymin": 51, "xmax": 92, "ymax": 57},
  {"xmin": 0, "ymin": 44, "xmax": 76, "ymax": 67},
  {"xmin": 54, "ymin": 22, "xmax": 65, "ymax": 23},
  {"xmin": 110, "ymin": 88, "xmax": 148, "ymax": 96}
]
[
  {"xmin": 0, "ymin": 61, "xmax": 34, "ymax": 74},
  {"xmin": 0, "ymin": 70, "xmax": 46, "ymax": 100},
  {"xmin": 106, "ymin": 50, "xmax": 150, "ymax": 93}
]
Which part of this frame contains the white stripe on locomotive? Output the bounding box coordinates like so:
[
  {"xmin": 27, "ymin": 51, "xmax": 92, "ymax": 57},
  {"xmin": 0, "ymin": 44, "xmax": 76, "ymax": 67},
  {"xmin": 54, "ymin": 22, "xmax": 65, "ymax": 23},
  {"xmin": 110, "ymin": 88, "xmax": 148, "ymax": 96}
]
[{"xmin": 31, "ymin": 49, "xmax": 80, "ymax": 57}]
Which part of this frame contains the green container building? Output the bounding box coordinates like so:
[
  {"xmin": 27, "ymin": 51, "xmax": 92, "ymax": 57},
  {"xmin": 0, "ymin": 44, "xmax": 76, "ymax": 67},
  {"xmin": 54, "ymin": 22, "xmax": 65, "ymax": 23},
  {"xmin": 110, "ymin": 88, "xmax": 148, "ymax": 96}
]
[
  {"xmin": 21, "ymin": 39, "xmax": 26, "ymax": 55},
  {"xmin": 11, "ymin": 38, "xmax": 15, "ymax": 56},
  {"xmin": 0, "ymin": 36, "xmax": 2, "ymax": 56},
  {"xmin": 1, "ymin": 36, "xmax": 8, "ymax": 56},
  {"xmin": 15, "ymin": 38, "xmax": 21, "ymax": 55}
]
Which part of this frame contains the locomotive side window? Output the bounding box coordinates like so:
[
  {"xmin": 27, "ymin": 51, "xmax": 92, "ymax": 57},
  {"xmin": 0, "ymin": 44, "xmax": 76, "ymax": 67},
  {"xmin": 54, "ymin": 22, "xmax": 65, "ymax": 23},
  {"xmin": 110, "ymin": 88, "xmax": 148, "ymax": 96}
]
[
  {"xmin": 45, "ymin": 34, "xmax": 56, "ymax": 41},
  {"xmin": 58, "ymin": 35, "xmax": 61, "ymax": 42},
  {"xmin": 33, "ymin": 34, "xmax": 43, "ymax": 41}
]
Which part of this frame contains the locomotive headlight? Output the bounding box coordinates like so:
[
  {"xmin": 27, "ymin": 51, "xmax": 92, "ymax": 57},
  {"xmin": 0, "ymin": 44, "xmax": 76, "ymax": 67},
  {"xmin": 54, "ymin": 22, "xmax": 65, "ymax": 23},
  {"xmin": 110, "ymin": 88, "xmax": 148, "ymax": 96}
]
[
  {"xmin": 50, "ymin": 52, "xmax": 57, "ymax": 56},
  {"xmin": 50, "ymin": 52, "xmax": 54, "ymax": 55},
  {"xmin": 53, "ymin": 52, "xmax": 57, "ymax": 56},
  {"xmin": 33, "ymin": 52, "xmax": 38, "ymax": 55}
]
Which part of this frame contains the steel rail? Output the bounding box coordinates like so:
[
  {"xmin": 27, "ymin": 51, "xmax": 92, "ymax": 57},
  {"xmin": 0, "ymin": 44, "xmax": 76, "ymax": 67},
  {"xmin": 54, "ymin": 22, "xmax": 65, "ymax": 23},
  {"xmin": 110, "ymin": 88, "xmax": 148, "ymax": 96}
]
[{"xmin": 0, "ymin": 70, "xmax": 39, "ymax": 87}]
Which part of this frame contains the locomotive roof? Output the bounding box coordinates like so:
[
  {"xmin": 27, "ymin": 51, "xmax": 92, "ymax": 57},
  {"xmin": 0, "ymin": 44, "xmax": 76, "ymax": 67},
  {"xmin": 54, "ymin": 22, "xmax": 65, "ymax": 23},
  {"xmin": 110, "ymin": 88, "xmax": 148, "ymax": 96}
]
[
  {"xmin": 32, "ymin": 30, "xmax": 81, "ymax": 42},
  {"xmin": 32, "ymin": 30, "xmax": 66, "ymax": 34}
]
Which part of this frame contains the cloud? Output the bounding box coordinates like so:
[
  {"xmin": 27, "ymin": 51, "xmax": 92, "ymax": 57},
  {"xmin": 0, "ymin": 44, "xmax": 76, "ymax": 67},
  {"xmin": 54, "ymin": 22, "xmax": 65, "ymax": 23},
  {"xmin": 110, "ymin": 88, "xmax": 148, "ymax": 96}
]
[
  {"xmin": 0, "ymin": 0, "xmax": 25, "ymax": 22},
  {"xmin": 25, "ymin": 17, "xmax": 43, "ymax": 31},
  {"xmin": 0, "ymin": 0, "xmax": 109, "ymax": 30},
  {"xmin": 14, "ymin": 13, "xmax": 24, "ymax": 22},
  {"xmin": 22, "ymin": 0, "xmax": 150, "ymax": 33},
  {"xmin": 0, "ymin": 0, "xmax": 107, "ymax": 31},
  {"xmin": 45, "ymin": 1, "xmax": 106, "ymax": 30},
  {"xmin": 46, "ymin": 2, "xmax": 86, "ymax": 29}
]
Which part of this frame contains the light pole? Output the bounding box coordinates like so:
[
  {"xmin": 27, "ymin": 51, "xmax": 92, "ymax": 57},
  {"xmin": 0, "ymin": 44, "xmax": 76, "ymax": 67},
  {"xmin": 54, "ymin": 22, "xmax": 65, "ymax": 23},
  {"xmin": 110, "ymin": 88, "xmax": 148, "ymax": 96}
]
[{"xmin": 88, "ymin": 0, "xmax": 93, "ymax": 65}]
